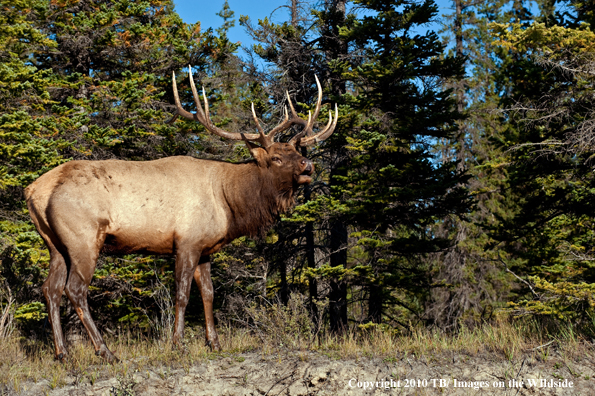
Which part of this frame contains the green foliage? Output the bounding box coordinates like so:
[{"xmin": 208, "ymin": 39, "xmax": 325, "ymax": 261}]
[
  {"xmin": 0, "ymin": 0, "xmax": 68, "ymax": 195},
  {"xmin": 14, "ymin": 302, "xmax": 47, "ymax": 322},
  {"xmin": 5, "ymin": 0, "xmax": 595, "ymax": 344},
  {"xmin": 332, "ymin": 0, "xmax": 470, "ymax": 325},
  {"xmin": 240, "ymin": 0, "xmax": 473, "ymax": 330},
  {"xmin": 484, "ymin": 3, "xmax": 595, "ymax": 327},
  {"xmin": 0, "ymin": 0, "xmax": 235, "ymax": 335}
]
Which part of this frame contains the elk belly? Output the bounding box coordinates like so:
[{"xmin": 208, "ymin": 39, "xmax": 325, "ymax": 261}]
[
  {"xmin": 101, "ymin": 229, "xmax": 175, "ymax": 255},
  {"xmin": 201, "ymin": 238, "xmax": 228, "ymax": 255}
]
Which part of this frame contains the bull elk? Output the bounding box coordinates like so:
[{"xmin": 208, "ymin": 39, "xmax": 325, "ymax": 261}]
[{"xmin": 25, "ymin": 67, "xmax": 337, "ymax": 363}]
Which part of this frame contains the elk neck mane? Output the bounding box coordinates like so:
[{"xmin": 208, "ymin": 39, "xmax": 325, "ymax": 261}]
[{"xmin": 222, "ymin": 161, "xmax": 296, "ymax": 240}]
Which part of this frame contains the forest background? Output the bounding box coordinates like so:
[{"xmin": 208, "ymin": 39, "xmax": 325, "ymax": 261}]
[{"xmin": 2, "ymin": 0, "xmax": 595, "ymax": 347}]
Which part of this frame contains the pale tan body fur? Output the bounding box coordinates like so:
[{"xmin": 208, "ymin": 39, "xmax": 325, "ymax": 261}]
[
  {"xmin": 27, "ymin": 157, "xmax": 241, "ymax": 256},
  {"xmin": 26, "ymin": 156, "xmax": 294, "ymax": 362},
  {"xmin": 26, "ymin": 71, "xmax": 335, "ymax": 363}
]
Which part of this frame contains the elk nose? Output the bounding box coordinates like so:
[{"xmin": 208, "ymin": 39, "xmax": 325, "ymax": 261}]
[{"xmin": 301, "ymin": 158, "xmax": 314, "ymax": 174}]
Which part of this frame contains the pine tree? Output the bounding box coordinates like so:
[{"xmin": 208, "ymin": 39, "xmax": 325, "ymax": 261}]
[
  {"xmin": 426, "ymin": 0, "xmax": 520, "ymax": 328},
  {"xmin": 240, "ymin": 0, "xmax": 471, "ymax": 331},
  {"xmin": 35, "ymin": 0, "xmax": 217, "ymax": 160},
  {"xmin": 490, "ymin": 16, "xmax": 595, "ymax": 325}
]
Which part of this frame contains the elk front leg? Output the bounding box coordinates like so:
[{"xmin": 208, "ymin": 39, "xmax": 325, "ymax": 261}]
[
  {"xmin": 172, "ymin": 247, "xmax": 201, "ymax": 349},
  {"xmin": 194, "ymin": 257, "xmax": 221, "ymax": 351}
]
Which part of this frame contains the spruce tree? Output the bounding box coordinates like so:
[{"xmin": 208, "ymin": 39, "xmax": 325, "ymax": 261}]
[
  {"xmin": 490, "ymin": 15, "xmax": 595, "ymax": 325},
  {"xmin": 35, "ymin": 0, "xmax": 218, "ymax": 160},
  {"xmin": 0, "ymin": 0, "xmax": 241, "ymax": 333},
  {"xmin": 0, "ymin": 0, "xmax": 66, "ymax": 253},
  {"xmin": 336, "ymin": 0, "xmax": 470, "ymax": 327},
  {"xmin": 427, "ymin": 0, "xmax": 519, "ymax": 328},
  {"xmin": 241, "ymin": 0, "xmax": 470, "ymax": 330}
]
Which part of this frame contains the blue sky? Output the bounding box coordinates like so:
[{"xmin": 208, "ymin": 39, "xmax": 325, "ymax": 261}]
[{"xmin": 173, "ymin": 0, "xmax": 454, "ymax": 51}]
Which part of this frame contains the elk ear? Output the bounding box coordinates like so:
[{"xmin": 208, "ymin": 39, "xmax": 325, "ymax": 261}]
[{"xmin": 242, "ymin": 137, "xmax": 269, "ymax": 167}]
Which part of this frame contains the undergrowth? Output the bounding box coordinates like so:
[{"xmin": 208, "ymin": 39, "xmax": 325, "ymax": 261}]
[{"xmin": 0, "ymin": 315, "xmax": 591, "ymax": 393}]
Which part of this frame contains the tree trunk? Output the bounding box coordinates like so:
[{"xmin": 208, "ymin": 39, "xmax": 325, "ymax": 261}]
[
  {"xmin": 325, "ymin": 0, "xmax": 349, "ymax": 334},
  {"xmin": 368, "ymin": 278, "xmax": 383, "ymax": 323},
  {"xmin": 301, "ymin": 147, "xmax": 319, "ymax": 324},
  {"xmin": 454, "ymin": 0, "xmax": 466, "ymax": 172},
  {"xmin": 291, "ymin": 0, "xmax": 298, "ymax": 27},
  {"xmin": 329, "ymin": 219, "xmax": 348, "ymax": 333}
]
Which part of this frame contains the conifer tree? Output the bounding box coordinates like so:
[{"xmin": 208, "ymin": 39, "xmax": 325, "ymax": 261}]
[
  {"xmin": 337, "ymin": 0, "xmax": 470, "ymax": 327},
  {"xmin": 0, "ymin": 0, "xmax": 73, "ymax": 327},
  {"xmin": 0, "ymin": 0, "xmax": 240, "ymax": 332},
  {"xmin": 0, "ymin": 0, "xmax": 66, "ymax": 255},
  {"xmin": 427, "ymin": 0, "xmax": 519, "ymax": 328},
  {"xmin": 34, "ymin": 0, "xmax": 217, "ymax": 160},
  {"xmin": 241, "ymin": 0, "xmax": 470, "ymax": 330},
  {"xmin": 490, "ymin": 15, "xmax": 595, "ymax": 325}
]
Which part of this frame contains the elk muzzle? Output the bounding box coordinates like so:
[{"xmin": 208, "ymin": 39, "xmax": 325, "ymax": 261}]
[{"xmin": 296, "ymin": 158, "xmax": 314, "ymax": 184}]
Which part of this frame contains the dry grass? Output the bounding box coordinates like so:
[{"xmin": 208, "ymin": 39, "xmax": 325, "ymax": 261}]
[{"xmin": 0, "ymin": 317, "xmax": 588, "ymax": 393}]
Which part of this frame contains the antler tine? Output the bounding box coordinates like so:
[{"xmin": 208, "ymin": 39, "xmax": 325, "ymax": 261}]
[
  {"xmin": 286, "ymin": 90, "xmax": 299, "ymax": 119},
  {"xmin": 265, "ymin": 94, "xmax": 304, "ymax": 140},
  {"xmin": 297, "ymin": 103, "xmax": 339, "ymax": 147},
  {"xmin": 285, "ymin": 75, "xmax": 323, "ymax": 141},
  {"xmin": 251, "ymin": 102, "xmax": 270, "ymax": 145},
  {"xmin": 201, "ymin": 85, "xmax": 210, "ymax": 122},
  {"xmin": 171, "ymin": 71, "xmax": 200, "ymax": 122},
  {"xmin": 169, "ymin": 69, "xmax": 336, "ymax": 147},
  {"xmin": 308, "ymin": 75, "xmax": 323, "ymax": 133},
  {"xmin": 188, "ymin": 66, "xmax": 208, "ymax": 123},
  {"xmin": 251, "ymin": 103, "xmax": 265, "ymax": 136},
  {"xmin": 286, "ymin": 76, "xmax": 337, "ymax": 146},
  {"xmin": 169, "ymin": 66, "xmax": 262, "ymax": 142}
]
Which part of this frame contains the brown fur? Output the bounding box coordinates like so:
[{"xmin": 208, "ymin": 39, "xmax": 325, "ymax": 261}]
[{"xmin": 224, "ymin": 163, "xmax": 297, "ymax": 240}]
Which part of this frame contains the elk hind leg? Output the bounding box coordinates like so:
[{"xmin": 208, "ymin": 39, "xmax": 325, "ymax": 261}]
[
  {"xmin": 64, "ymin": 250, "xmax": 117, "ymax": 363},
  {"xmin": 29, "ymin": 202, "xmax": 69, "ymax": 361},
  {"xmin": 194, "ymin": 257, "xmax": 221, "ymax": 351},
  {"xmin": 42, "ymin": 245, "xmax": 69, "ymax": 361}
]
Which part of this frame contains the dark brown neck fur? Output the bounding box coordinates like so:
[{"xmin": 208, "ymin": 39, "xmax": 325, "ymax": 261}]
[{"xmin": 221, "ymin": 162, "xmax": 296, "ymax": 241}]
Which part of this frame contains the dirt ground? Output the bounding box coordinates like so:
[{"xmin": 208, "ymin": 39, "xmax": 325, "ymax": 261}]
[{"xmin": 11, "ymin": 347, "xmax": 595, "ymax": 395}]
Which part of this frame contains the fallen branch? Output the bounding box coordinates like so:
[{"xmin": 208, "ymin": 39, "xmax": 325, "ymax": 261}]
[{"xmin": 498, "ymin": 252, "xmax": 540, "ymax": 300}]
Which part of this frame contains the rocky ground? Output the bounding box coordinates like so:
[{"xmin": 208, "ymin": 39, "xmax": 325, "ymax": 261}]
[{"xmin": 11, "ymin": 348, "xmax": 595, "ymax": 395}]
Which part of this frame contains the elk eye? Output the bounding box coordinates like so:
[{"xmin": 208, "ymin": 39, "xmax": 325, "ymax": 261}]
[{"xmin": 272, "ymin": 156, "xmax": 282, "ymax": 164}]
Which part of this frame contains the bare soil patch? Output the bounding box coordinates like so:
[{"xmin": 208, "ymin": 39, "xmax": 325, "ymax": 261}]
[{"xmin": 12, "ymin": 348, "xmax": 595, "ymax": 395}]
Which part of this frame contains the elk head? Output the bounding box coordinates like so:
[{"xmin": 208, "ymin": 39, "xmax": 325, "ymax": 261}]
[{"xmin": 171, "ymin": 67, "xmax": 338, "ymax": 186}]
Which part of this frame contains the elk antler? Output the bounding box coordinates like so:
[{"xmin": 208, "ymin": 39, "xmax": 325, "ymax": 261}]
[
  {"xmin": 287, "ymin": 75, "xmax": 338, "ymax": 147},
  {"xmin": 171, "ymin": 66, "xmax": 338, "ymax": 148}
]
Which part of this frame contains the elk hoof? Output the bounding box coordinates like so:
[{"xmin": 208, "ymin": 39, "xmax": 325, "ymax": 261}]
[
  {"xmin": 96, "ymin": 347, "xmax": 119, "ymax": 364},
  {"xmin": 55, "ymin": 352, "xmax": 69, "ymax": 363},
  {"xmin": 206, "ymin": 339, "xmax": 221, "ymax": 352}
]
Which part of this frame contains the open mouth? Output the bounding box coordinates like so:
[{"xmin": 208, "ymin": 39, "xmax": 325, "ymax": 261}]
[
  {"xmin": 295, "ymin": 164, "xmax": 314, "ymax": 185},
  {"xmin": 296, "ymin": 175, "xmax": 312, "ymax": 184}
]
